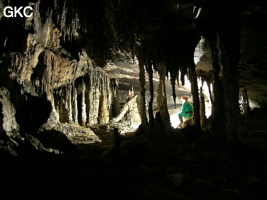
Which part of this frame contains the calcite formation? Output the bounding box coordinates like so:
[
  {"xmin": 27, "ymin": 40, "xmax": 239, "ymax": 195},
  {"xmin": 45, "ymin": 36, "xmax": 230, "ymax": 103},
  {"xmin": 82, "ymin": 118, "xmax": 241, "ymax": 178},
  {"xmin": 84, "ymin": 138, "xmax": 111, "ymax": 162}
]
[
  {"xmin": 1, "ymin": 0, "xmax": 267, "ymax": 155},
  {"xmin": 0, "ymin": 0, "xmax": 129, "ymax": 152}
]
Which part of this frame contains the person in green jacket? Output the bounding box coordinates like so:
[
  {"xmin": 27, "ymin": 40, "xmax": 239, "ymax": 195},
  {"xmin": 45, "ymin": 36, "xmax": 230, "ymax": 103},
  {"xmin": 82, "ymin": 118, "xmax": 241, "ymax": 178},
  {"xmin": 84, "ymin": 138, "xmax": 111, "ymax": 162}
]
[{"xmin": 178, "ymin": 96, "xmax": 193, "ymax": 127}]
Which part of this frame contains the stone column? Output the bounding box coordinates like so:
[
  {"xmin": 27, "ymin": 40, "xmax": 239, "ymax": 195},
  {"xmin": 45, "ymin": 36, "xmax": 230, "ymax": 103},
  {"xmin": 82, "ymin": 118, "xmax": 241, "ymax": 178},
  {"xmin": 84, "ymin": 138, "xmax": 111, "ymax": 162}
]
[
  {"xmin": 98, "ymin": 92, "xmax": 109, "ymax": 124},
  {"xmin": 147, "ymin": 63, "xmax": 155, "ymax": 129},
  {"xmin": 139, "ymin": 63, "xmax": 148, "ymax": 130},
  {"xmin": 189, "ymin": 62, "xmax": 200, "ymax": 128},
  {"xmin": 157, "ymin": 64, "xmax": 171, "ymax": 133},
  {"xmin": 240, "ymin": 87, "xmax": 250, "ymax": 115},
  {"xmin": 209, "ymin": 32, "xmax": 227, "ymax": 142},
  {"xmin": 67, "ymin": 85, "xmax": 73, "ymax": 123},
  {"xmin": 219, "ymin": 5, "xmax": 240, "ymax": 144},
  {"xmin": 81, "ymin": 80, "xmax": 87, "ymax": 126},
  {"xmin": 200, "ymin": 84, "xmax": 207, "ymax": 127},
  {"xmin": 72, "ymin": 87, "xmax": 78, "ymax": 124}
]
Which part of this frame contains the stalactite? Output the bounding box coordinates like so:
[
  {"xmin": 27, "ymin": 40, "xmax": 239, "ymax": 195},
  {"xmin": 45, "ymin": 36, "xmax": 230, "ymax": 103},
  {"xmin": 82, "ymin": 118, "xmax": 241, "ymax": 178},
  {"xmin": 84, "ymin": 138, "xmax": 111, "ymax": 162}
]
[
  {"xmin": 180, "ymin": 66, "xmax": 187, "ymax": 85},
  {"xmin": 84, "ymin": 77, "xmax": 90, "ymax": 126},
  {"xmin": 67, "ymin": 84, "xmax": 73, "ymax": 123},
  {"xmin": 59, "ymin": 0, "xmax": 71, "ymax": 42},
  {"xmin": 207, "ymin": 82, "xmax": 214, "ymax": 115},
  {"xmin": 209, "ymin": 34, "xmax": 222, "ymax": 114},
  {"xmin": 78, "ymin": 68, "xmax": 113, "ymax": 126},
  {"xmin": 240, "ymin": 86, "xmax": 250, "ymax": 115},
  {"xmin": 59, "ymin": 88, "xmax": 65, "ymax": 123},
  {"xmin": 88, "ymin": 70, "xmax": 93, "ymax": 125},
  {"xmin": 115, "ymin": 82, "xmax": 120, "ymax": 115},
  {"xmin": 92, "ymin": 85, "xmax": 100, "ymax": 125},
  {"xmin": 87, "ymin": 69, "xmax": 102, "ymax": 126},
  {"xmin": 87, "ymin": 90, "xmax": 92, "ymax": 125},
  {"xmin": 138, "ymin": 63, "xmax": 148, "ymax": 130},
  {"xmin": 157, "ymin": 64, "xmax": 171, "ymax": 133},
  {"xmin": 209, "ymin": 32, "xmax": 226, "ymax": 142},
  {"xmin": 81, "ymin": 79, "xmax": 87, "ymax": 126},
  {"xmin": 72, "ymin": 87, "xmax": 78, "ymax": 124},
  {"xmin": 39, "ymin": 54, "xmax": 112, "ymax": 127},
  {"xmin": 177, "ymin": 70, "xmax": 180, "ymax": 87},
  {"xmin": 110, "ymin": 78, "xmax": 120, "ymax": 118},
  {"xmin": 59, "ymin": 87, "xmax": 68, "ymax": 123},
  {"xmin": 171, "ymin": 72, "xmax": 177, "ymax": 108},
  {"xmin": 104, "ymin": 74, "xmax": 111, "ymax": 112},
  {"xmin": 147, "ymin": 62, "xmax": 155, "ymax": 129},
  {"xmin": 87, "ymin": 70, "xmax": 93, "ymax": 125},
  {"xmin": 189, "ymin": 62, "xmax": 200, "ymax": 128},
  {"xmin": 53, "ymin": 90, "xmax": 59, "ymax": 117},
  {"xmin": 200, "ymin": 81, "xmax": 207, "ymax": 127},
  {"xmin": 42, "ymin": 52, "xmax": 53, "ymax": 93}
]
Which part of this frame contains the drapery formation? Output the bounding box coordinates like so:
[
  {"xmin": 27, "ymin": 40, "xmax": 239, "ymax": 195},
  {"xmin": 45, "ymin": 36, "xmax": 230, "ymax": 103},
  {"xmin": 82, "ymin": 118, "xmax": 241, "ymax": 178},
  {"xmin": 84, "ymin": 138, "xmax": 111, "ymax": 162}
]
[{"xmin": 53, "ymin": 69, "xmax": 111, "ymax": 127}]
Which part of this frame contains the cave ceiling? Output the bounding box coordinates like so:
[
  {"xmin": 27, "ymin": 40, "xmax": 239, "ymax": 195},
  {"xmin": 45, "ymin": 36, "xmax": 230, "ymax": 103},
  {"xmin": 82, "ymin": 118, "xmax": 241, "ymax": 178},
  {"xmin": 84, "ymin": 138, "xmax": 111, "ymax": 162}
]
[
  {"xmin": 100, "ymin": 0, "xmax": 267, "ymax": 108},
  {"xmin": 0, "ymin": 0, "xmax": 267, "ymax": 107}
]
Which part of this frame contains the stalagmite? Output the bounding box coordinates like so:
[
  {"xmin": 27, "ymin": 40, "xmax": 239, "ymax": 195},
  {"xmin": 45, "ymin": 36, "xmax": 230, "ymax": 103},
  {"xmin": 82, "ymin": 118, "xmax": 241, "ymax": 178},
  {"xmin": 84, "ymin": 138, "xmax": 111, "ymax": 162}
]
[
  {"xmin": 0, "ymin": 87, "xmax": 20, "ymax": 135},
  {"xmin": 98, "ymin": 91, "xmax": 109, "ymax": 125},
  {"xmin": 110, "ymin": 90, "xmax": 140, "ymax": 125}
]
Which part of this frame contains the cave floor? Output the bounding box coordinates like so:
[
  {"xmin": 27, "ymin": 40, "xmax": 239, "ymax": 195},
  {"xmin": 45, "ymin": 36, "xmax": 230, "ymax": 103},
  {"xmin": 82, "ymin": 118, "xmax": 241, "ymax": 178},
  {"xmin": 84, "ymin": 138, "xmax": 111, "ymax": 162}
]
[{"xmin": 2, "ymin": 109, "xmax": 267, "ymax": 200}]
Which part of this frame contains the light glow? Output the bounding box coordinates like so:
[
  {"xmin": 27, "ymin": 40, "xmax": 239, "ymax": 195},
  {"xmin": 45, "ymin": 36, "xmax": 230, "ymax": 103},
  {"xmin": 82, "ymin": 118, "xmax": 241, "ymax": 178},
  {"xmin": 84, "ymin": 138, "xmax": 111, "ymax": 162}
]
[{"xmin": 170, "ymin": 111, "xmax": 181, "ymax": 128}]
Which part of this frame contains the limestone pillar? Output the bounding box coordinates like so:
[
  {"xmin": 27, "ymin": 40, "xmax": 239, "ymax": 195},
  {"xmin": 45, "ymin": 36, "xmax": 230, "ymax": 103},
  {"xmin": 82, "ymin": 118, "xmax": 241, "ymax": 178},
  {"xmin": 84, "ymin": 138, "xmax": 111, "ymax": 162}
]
[
  {"xmin": 157, "ymin": 64, "xmax": 171, "ymax": 133},
  {"xmin": 81, "ymin": 80, "xmax": 87, "ymax": 126},
  {"xmin": 72, "ymin": 87, "xmax": 78, "ymax": 124},
  {"xmin": 139, "ymin": 63, "xmax": 148, "ymax": 129},
  {"xmin": 67, "ymin": 85, "xmax": 73, "ymax": 123}
]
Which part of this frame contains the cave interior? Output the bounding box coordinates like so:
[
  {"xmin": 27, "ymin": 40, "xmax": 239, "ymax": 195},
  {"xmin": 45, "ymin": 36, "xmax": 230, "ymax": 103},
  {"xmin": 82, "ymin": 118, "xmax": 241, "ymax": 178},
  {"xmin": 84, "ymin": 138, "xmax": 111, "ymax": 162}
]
[{"xmin": 1, "ymin": 0, "xmax": 267, "ymax": 199}]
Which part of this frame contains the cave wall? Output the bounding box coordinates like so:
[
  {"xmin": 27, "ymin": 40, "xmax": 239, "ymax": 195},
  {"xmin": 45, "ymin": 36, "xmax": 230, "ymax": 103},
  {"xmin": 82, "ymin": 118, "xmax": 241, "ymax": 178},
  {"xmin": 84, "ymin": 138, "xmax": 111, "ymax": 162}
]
[{"xmin": 0, "ymin": 0, "xmax": 123, "ymax": 151}]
